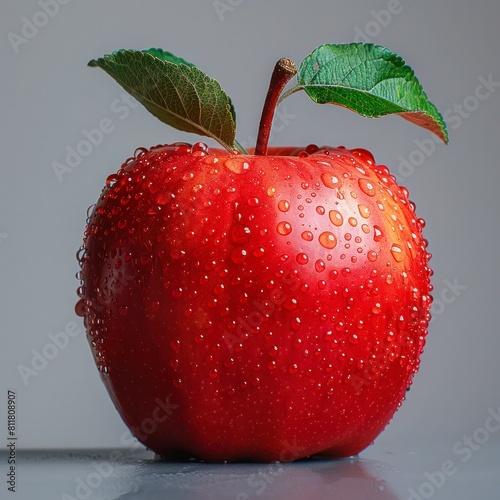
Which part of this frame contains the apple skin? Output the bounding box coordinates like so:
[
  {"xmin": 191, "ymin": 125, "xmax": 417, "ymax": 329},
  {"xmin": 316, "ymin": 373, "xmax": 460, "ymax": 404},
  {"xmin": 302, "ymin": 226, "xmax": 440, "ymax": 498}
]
[{"xmin": 77, "ymin": 143, "xmax": 431, "ymax": 462}]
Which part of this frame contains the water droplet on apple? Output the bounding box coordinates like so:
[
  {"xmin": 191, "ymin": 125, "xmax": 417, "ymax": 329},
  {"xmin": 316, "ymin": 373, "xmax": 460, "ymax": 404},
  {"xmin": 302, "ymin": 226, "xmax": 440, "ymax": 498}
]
[
  {"xmin": 321, "ymin": 173, "xmax": 340, "ymax": 189},
  {"xmin": 348, "ymin": 217, "xmax": 358, "ymax": 227},
  {"xmin": 301, "ymin": 231, "xmax": 313, "ymax": 242},
  {"xmin": 348, "ymin": 334, "xmax": 359, "ymax": 344},
  {"xmin": 296, "ymin": 253, "xmax": 309, "ymax": 265},
  {"xmin": 351, "ymin": 148, "xmax": 375, "ymax": 165},
  {"xmin": 319, "ymin": 231, "xmax": 337, "ymax": 249},
  {"xmin": 75, "ymin": 299, "xmax": 85, "ymax": 317},
  {"xmin": 191, "ymin": 142, "xmax": 209, "ymax": 155},
  {"xmin": 284, "ymin": 298, "xmax": 298, "ymax": 311},
  {"xmin": 290, "ymin": 317, "xmax": 301, "ymax": 330},
  {"xmin": 329, "ymin": 210, "xmax": 343, "ymax": 227},
  {"xmin": 288, "ymin": 363, "xmax": 298, "ymax": 374},
  {"xmin": 106, "ymin": 174, "xmax": 119, "ymax": 188},
  {"xmin": 231, "ymin": 224, "xmax": 251, "ymax": 244},
  {"xmin": 247, "ymin": 197, "xmax": 260, "ymax": 207},
  {"xmin": 367, "ymin": 251, "xmax": 378, "ymax": 262},
  {"xmin": 278, "ymin": 200, "xmax": 290, "ymax": 212},
  {"xmin": 315, "ymin": 259, "xmax": 326, "ymax": 273},
  {"xmin": 391, "ymin": 244, "xmax": 404, "ymax": 262},
  {"xmin": 225, "ymin": 158, "xmax": 250, "ymax": 174},
  {"xmin": 316, "ymin": 205, "xmax": 325, "ymax": 215},
  {"xmin": 358, "ymin": 178, "xmax": 376, "ymax": 197},
  {"xmin": 277, "ymin": 221, "xmax": 292, "ymax": 235},
  {"xmin": 265, "ymin": 346, "xmax": 278, "ymax": 358},
  {"xmin": 358, "ymin": 204, "xmax": 371, "ymax": 219},
  {"xmin": 253, "ymin": 247, "xmax": 266, "ymax": 258},
  {"xmin": 373, "ymin": 225, "xmax": 383, "ymax": 242}
]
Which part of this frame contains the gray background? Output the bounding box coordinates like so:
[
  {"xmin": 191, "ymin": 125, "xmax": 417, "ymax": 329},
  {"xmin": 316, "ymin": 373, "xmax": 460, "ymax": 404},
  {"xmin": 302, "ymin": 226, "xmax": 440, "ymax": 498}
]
[{"xmin": 1, "ymin": 0, "xmax": 499, "ymax": 468}]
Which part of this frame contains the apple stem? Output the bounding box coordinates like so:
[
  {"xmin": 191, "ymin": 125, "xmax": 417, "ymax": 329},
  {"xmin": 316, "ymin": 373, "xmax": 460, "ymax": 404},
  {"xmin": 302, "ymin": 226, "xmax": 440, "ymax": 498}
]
[{"xmin": 255, "ymin": 58, "xmax": 297, "ymax": 155}]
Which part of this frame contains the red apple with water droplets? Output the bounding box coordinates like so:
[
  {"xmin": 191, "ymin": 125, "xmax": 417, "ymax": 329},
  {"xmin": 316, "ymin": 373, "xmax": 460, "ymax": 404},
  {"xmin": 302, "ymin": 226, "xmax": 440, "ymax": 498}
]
[{"xmin": 77, "ymin": 45, "xmax": 447, "ymax": 461}]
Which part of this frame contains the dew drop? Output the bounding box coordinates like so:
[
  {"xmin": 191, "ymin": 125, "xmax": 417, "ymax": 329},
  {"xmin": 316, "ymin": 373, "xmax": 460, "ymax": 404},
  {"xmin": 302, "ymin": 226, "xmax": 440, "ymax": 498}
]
[
  {"xmin": 348, "ymin": 333, "xmax": 359, "ymax": 345},
  {"xmin": 230, "ymin": 248, "xmax": 247, "ymax": 264},
  {"xmin": 341, "ymin": 267, "xmax": 351, "ymax": 277},
  {"xmin": 319, "ymin": 231, "xmax": 337, "ymax": 249},
  {"xmin": 105, "ymin": 174, "xmax": 120, "ymax": 189},
  {"xmin": 329, "ymin": 210, "xmax": 343, "ymax": 227},
  {"xmin": 358, "ymin": 178, "xmax": 376, "ymax": 197},
  {"xmin": 290, "ymin": 317, "xmax": 301, "ymax": 330},
  {"xmin": 231, "ymin": 224, "xmax": 251, "ymax": 244},
  {"xmin": 296, "ymin": 253, "xmax": 309, "ymax": 265},
  {"xmin": 277, "ymin": 221, "xmax": 292, "ymax": 235},
  {"xmin": 224, "ymin": 158, "xmax": 249, "ymax": 174},
  {"xmin": 75, "ymin": 299, "xmax": 85, "ymax": 317},
  {"xmin": 391, "ymin": 244, "xmax": 404, "ymax": 262},
  {"xmin": 316, "ymin": 205, "xmax": 325, "ymax": 215},
  {"xmin": 373, "ymin": 225, "xmax": 383, "ymax": 242},
  {"xmin": 321, "ymin": 173, "xmax": 340, "ymax": 189},
  {"xmin": 348, "ymin": 217, "xmax": 358, "ymax": 227},
  {"xmin": 284, "ymin": 298, "xmax": 298, "ymax": 311},
  {"xmin": 247, "ymin": 197, "xmax": 260, "ymax": 207},
  {"xmin": 209, "ymin": 368, "xmax": 218, "ymax": 379},
  {"xmin": 278, "ymin": 200, "xmax": 290, "ymax": 212},
  {"xmin": 265, "ymin": 346, "xmax": 278, "ymax": 358},
  {"xmin": 367, "ymin": 251, "xmax": 378, "ymax": 262},
  {"xmin": 301, "ymin": 231, "xmax": 314, "ymax": 241},
  {"xmin": 315, "ymin": 259, "xmax": 326, "ymax": 273},
  {"xmin": 288, "ymin": 363, "xmax": 298, "ymax": 374},
  {"xmin": 192, "ymin": 142, "xmax": 209, "ymax": 154},
  {"xmin": 358, "ymin": 204, "xmax": 371, "ymax": 219}
]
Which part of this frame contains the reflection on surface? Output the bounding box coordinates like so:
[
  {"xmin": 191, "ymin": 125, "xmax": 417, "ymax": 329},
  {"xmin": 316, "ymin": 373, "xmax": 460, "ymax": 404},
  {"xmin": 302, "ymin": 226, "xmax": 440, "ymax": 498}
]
[
  {"xmin": 109, "ymin": 454, "xmax": 400, "ymax": 499},
  {"xmin": 15, "ymin": 449, "xmax": 400, "ymax": 499}
]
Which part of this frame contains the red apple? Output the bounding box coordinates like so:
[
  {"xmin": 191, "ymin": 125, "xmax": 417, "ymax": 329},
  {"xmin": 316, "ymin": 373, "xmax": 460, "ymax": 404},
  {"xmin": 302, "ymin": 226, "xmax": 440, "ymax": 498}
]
[
  {"xmin": 77, "ymin": 44, "xmax": 447, "ymax": 461},
  {"xmin": 77, "ymin": 142, "xmax": 431, "ymax": 461}
]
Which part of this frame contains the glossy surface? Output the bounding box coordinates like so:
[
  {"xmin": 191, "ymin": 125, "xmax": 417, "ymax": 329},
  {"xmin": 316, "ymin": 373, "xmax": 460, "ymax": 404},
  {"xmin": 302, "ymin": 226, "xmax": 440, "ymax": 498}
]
[
  {"xmin": 77, "ymin": 144, "xmax": 432, "ymax": 461},
  {"xmin": 5, "ymin": 445, "xmax": 500, "ymax": 499}
]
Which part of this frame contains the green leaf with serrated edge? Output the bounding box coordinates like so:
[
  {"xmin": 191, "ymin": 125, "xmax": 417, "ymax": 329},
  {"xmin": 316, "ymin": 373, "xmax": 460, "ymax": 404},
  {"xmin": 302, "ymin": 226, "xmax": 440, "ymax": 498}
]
[
  {"xmin": 88, "ymin": 49, "xmax": 241, "ymax": 152},
  {"xmin": 140, "ymin": 49, "xmax": 236, "ymax": 125},
  {"xmin": 283, "ymin": 43, "xmax": 448, "ymax": 143}
]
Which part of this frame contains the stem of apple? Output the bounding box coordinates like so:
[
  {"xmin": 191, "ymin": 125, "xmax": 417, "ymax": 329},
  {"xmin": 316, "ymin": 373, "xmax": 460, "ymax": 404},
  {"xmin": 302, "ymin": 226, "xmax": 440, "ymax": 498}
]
[{"xmin": 255, "ymin": 58, "xmax": 297, "ymax": 156}]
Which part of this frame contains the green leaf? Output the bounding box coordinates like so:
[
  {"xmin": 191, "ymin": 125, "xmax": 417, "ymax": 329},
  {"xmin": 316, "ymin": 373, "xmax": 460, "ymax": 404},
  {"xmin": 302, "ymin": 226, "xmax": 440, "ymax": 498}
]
[
  {"xmin": 285, "ymin": 43, "xmax": 448, "ymax": 143},
  {"xmin": 88, "ymin": 49, "xmax": 241, "ymax": 151}
]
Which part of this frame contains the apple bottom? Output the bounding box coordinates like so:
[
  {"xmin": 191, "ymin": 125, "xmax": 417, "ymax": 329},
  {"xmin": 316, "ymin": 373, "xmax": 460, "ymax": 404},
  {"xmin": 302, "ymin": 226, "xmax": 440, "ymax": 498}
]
[{"xmin": 93, "ymin": 320, "xmax": 408, "ymax": 462}]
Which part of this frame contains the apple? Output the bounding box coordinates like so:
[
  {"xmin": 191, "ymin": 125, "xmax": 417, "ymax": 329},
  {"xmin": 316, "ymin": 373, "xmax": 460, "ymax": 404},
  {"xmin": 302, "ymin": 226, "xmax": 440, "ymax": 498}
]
[{"xmin": 76, "ymin": 44, "xmax": 447, "ymax": 461}]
